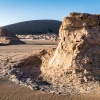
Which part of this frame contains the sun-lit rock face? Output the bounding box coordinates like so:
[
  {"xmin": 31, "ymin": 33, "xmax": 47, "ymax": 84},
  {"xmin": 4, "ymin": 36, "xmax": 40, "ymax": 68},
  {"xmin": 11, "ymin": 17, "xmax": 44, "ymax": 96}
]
[
  {"xmin": 41, "ymin": 13, "xmax": 100, "ymax": 84},
  {"xmin": 0, "ymin": 28, "xmax": 24, "ymax": 45}
]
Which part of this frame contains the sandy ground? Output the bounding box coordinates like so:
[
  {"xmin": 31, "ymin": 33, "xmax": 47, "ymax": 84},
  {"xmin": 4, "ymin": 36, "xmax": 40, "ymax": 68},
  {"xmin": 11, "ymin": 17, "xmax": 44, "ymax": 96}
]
[
  {"xmin": 21, "ymin": 39, "xmax": 58, "ymax": 45},
  {"xmin": 0, "ymin": 78, "xmax": 100, "ymax": 100},
  {"xmin": 0, "ymin": 40, "xmax": 100, "ymax": 100},
  {"xmin": 0, "ymin": 39, "xmax": 57, "ymax": 53},
  {"xmin": 0, "ymin": 44, "xmax": 56, "ymax": 53}
]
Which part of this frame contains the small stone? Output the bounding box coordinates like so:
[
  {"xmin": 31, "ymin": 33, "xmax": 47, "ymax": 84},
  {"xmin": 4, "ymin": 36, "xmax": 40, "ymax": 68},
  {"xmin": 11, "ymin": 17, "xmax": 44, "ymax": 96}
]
[
  {"xmin": 28, "ymin": 85, "xmax": 33, "ymax": 90},
  {"xmin": 83, "ymin": 77, "xmax": 88, "ymax": 82},
  {"xmin": 33, "ymin": 83, "xmax": 39, "ymax": 90},
  {"xmin": 50, "ymin": 90, "xmax": 55, "ymax": 94}
]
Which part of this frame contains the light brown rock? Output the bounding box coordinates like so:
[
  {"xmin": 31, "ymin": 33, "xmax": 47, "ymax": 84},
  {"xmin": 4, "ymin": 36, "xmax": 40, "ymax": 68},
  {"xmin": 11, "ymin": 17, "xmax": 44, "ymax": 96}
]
[
  {"xmin": 41, "ymin": 12, "xmax": 100, "ymax": 85},
  {"xmin": 0, "ymin": 28, "xmax": 24, "ymax": 45}
]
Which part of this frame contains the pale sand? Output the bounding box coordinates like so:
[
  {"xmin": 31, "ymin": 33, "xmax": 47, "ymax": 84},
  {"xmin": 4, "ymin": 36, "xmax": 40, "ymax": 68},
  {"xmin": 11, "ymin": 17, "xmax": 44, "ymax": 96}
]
[
  {"xmin": 0, "ymin": 44, "xmax": 56, "ymax": 53},
  {"xmin": 0, "ymin": 39, "xmax": 57, "ymax": 53},
  {"xmin": 20, "ymin": 39, "xmax": 58, "ymax": 45},
  {"xmin": 0, "ymin": 78, "xmax": 100, "ymax": 100},
  {"xmin": 0, "ymin": 40, "xmax": 100, "ymax": 100}
]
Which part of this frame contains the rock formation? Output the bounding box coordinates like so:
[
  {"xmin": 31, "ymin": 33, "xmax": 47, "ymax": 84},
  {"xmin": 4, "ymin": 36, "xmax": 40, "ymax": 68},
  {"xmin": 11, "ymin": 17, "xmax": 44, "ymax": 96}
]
[
  {"xmin": 41, "ymin": 13, "xmax": 100, "ymax": 85},
  {"xmin": 1, "ymin": 13, "xmax": 100, "ymax": 94},
  {"xmin": 0, "ymin": 28, "xmax": 24, "ymax": 45}
]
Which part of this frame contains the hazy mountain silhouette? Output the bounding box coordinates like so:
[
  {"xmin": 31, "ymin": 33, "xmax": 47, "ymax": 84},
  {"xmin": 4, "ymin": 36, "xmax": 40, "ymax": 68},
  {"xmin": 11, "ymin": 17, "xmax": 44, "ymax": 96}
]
[{"xmin": 2, "ymin": 20, "xmax": 61, "ymax": 35}]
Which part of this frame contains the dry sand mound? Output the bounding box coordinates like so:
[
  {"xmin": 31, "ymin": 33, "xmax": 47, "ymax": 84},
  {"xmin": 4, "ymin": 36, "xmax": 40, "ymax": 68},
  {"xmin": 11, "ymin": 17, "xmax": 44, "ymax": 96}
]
[{"xmin": 13, "ymin": 49, "xmax": 55, "ymax": 79}]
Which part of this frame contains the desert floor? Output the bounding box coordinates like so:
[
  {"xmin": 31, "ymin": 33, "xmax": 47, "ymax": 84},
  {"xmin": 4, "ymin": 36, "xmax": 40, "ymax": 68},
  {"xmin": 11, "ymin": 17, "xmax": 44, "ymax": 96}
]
[{"xmin": 0, "ymin": 40, "xmax": 100, "ymax": 100}]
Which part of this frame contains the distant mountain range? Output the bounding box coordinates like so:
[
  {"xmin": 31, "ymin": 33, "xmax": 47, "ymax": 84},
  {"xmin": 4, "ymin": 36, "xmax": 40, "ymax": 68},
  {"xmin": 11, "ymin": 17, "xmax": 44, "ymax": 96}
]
[{"xmin": 2, "ymin": 20, "xmax": 62, "ymax": 35}]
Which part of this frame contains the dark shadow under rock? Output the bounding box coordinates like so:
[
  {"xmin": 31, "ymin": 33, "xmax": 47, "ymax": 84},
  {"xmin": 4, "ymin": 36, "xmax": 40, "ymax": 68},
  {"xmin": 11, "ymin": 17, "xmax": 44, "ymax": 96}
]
[{"xmin": 14, "ymin": 55, "xmax": 42, "ymax": 78}]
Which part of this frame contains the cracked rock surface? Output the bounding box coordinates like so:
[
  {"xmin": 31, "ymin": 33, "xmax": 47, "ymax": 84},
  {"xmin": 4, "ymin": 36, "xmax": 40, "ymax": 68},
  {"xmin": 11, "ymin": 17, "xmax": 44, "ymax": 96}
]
[{"xmin": 41, "ymin": 13, "xmax": 100, "ymax": 93}]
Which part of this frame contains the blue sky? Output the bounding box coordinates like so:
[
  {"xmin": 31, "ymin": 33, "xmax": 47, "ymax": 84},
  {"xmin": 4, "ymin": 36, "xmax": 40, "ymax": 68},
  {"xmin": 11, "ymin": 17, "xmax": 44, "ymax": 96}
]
[{"xmin": 0, "ymin": 0, "xmax": 100, "ymax": 26}]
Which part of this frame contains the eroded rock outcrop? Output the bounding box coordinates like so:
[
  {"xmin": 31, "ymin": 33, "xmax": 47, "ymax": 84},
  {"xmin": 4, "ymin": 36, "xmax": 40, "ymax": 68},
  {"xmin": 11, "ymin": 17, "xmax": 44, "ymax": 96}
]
[
  {"xmin": 41, "ymin": 13, "xmax": 100, "ymax": 85},
  {"xmin": 0, "ymin": 28, "xmax": 24, "ymax": 45},
  {"xmin": 1, "ymin": 13, "xmax": 100, "ymax": 94}
]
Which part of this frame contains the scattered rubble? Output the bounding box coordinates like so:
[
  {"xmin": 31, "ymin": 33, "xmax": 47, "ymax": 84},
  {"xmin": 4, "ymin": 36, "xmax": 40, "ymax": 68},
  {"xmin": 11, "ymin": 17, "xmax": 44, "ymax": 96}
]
[{"xmin": 16, "ymin": 33, "xmax": 59, "ymax": 41}]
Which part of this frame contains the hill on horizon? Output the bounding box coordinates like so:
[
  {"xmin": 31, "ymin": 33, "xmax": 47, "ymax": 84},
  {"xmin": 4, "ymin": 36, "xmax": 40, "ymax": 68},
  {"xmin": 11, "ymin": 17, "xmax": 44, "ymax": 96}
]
[{"xmin": 1, "ymin": 20, "xmax": 62, "ymax": 35}]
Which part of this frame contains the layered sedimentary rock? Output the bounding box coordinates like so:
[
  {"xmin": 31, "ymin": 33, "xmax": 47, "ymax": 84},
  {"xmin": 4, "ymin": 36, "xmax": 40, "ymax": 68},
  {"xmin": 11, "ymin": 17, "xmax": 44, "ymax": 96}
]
[
  {"xmin": 0, "ymin": 28, "xmax": 24, "ymax": 45},
  {"xmin": 41, "ymin": 13, "xmax": 100, "ymax": 85}
]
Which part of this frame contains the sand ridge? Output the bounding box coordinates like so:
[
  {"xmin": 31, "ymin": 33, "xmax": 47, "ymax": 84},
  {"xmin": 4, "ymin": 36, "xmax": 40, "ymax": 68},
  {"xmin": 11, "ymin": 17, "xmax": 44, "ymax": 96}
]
[{"xmin": 0, "ymin": 78, "xmax": 100, "ymax": 100}]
